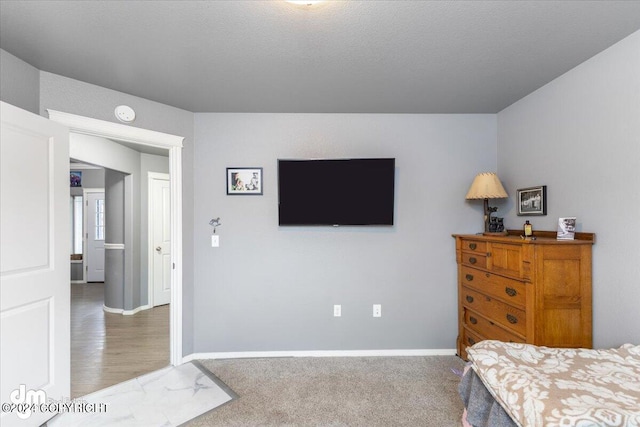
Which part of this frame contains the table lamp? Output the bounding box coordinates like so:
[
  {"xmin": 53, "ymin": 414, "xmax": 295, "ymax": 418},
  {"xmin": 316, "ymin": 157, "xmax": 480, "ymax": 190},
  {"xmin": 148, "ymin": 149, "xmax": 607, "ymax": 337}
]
[{"xmin": 465, "ymin": 172, "xmax": 508, "ymax": 234}]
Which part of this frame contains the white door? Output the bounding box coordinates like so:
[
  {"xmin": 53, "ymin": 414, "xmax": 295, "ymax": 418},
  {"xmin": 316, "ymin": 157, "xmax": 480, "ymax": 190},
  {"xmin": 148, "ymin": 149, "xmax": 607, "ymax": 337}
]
[
  {"xmin": 84, "ymin": 190, "xmax": 105, "ymax": 282},
  {"xmin": 0, "ymin": 102, "xmax": 70, "ymax": 426},
  {"xmin": 150, "ymin": 174, "xmax": 171, "ymax": 306}
]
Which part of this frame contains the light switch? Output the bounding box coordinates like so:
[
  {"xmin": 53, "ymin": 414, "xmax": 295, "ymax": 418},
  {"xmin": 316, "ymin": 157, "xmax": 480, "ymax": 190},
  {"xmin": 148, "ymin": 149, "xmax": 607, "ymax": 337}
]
[{"xmin": 211, "ymin": 235, "xmax": 220, "ymax": 247}]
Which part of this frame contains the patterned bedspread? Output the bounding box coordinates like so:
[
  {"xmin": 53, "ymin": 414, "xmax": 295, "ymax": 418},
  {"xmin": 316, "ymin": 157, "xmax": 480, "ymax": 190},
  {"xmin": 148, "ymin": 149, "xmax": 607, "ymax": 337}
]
[{"xmin": 466, "ymin": 341, "xmax": 640, "ymax": 427}]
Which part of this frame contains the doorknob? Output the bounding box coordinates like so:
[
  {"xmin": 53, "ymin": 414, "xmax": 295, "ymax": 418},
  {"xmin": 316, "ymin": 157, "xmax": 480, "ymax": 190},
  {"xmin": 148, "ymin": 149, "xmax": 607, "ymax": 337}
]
[{"xmin": 155, "ymin": 246, "xmax": 162, "ymax": 252}]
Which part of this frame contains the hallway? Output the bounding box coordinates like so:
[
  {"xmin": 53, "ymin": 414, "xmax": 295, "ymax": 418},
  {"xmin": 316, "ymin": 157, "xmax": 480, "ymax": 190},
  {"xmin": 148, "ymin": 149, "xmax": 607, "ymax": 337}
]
[{"xmin": 71, "ymin": 282, "xmax": 170, "ymax": 397}]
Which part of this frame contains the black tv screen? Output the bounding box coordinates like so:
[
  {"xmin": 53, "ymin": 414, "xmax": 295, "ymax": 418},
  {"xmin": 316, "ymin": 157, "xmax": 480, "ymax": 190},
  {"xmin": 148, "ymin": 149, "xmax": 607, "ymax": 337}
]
[{"xmin": 278, "ymin": 158, "xmax": 395, "ymax": 226}]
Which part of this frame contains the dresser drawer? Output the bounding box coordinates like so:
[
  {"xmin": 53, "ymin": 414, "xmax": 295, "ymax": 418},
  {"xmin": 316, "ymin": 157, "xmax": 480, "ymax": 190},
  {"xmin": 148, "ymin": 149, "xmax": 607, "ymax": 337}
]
[
  {"xmin": 464, "ymin": 309, "xmax": 525, "ymax": 343},
  {"xmin": 460, "ymin": 327, "xmax": 487, "ymax": 360},
  {"xmin": 461, "ymin": 286, "xmax": 526, "ymax": 336},
  {"xmin": 489, "ymin": 243, "xmax": 522, "ymax": 277},
  {"xmin": 461, "ymin": 252, "xmax": 487, "ymax": 269},
  {"xmin": 461, "ymin": 240, "xmax": 487, "ymax": 253},
  {"xmin": 462, "ymin": 326, "xmax": 485, "ymax": 349},
  {"xmin": 460, "ymin": 266, "xmax": 526, "ymax": 308}
]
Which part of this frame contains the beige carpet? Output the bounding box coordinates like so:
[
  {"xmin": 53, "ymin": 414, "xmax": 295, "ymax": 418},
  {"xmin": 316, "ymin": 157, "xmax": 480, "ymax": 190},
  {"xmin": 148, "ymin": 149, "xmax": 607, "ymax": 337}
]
[{"xmin": 189, "ymin": 356, "xmax": 465, "ymax": 426}]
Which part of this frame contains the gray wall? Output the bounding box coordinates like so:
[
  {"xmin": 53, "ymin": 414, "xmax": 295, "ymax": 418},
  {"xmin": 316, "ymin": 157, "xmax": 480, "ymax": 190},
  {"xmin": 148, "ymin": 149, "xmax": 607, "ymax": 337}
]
[
  {"xmin": 497, "ymin": 30, "xmax": 640, "ymax": 348},
  {"xmin": 39, "ymin": 72, "xmax": 195, "ymax": 354},
  {"xmin": 71, "ymin": 262, "xmax": 83, "ymax": 282},
  {"xmin": 0, "ymin": 49, "xmax": 39, "ymax": 114},
  {"xmin": 5, "ymin": 29, "xmax": 636, "ymax": 356},
  {"xmin": 193, "ymin": 113, "xmax": 497, "ymax": 352}
]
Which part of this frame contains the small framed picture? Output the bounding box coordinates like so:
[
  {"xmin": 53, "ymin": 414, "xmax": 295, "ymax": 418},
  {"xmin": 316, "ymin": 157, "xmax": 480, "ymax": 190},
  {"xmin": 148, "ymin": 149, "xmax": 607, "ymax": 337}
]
[
  {"xmin": 557, "ymin": 217, "xmax": 576, "ymax": 240},
  {"xmin": 516, "ymin": 185, "xmax": 547, "ymax": 216},
  {"xmin": 70, "ymin": 170, "xmax": 82, "ymax": 187},
  {"xmin": 226, "ymin": 167, "xmax": 263, "ymax": 195}
]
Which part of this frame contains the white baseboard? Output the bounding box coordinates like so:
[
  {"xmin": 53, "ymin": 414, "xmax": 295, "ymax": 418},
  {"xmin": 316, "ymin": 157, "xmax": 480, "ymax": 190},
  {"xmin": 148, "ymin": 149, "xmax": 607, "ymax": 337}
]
[
  {"xmin": 182, "ymin": 348, "xmax": 457, "ymax": 363},
  {"xmin": 70, "ymin": 280, "xmax": 86, "ymax": 284},
  {"xmin": 103, "ymin": 304, "xmax": 152, "ymax": 315}
]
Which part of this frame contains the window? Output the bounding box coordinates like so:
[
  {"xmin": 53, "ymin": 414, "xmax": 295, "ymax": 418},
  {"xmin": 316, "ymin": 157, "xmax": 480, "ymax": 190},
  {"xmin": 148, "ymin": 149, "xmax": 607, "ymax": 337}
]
[{"xmin": 95, "ymin": 199, "xmax": 105, "ymax": 241}]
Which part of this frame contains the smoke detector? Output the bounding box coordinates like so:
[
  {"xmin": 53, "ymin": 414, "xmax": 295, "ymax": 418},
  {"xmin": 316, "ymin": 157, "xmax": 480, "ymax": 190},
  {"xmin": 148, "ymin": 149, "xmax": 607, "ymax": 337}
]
[{"xmin": 115, "ymin": 105, "xmax": 136, "ymax": 123}]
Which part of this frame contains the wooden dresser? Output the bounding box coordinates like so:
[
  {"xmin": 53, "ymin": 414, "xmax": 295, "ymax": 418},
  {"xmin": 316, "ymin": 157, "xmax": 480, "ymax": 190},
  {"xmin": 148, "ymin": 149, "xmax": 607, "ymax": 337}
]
[{"xmin": 453, "ymin": 231, "xmax": 594, "ymax": 360}]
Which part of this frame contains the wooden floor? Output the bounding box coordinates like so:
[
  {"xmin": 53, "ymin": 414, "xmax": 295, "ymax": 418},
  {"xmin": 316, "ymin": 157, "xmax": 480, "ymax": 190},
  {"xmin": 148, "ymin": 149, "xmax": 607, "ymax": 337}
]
[{"xmin": 71, "ymin": 282, "xmax": 170, "ymax": 398}]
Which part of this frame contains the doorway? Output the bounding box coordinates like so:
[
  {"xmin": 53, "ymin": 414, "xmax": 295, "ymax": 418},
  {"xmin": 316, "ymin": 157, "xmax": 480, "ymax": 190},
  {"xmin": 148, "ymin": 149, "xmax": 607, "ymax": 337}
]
[
  {"xmin": 149, "ymin": 172, "xmax": 171, "ymax": 307},
  {"xmin": 48, "ymin": 109, "xmax": 184, "ymax": 366},
  {"xmin": 84, "ymin": 188, "xmax": 105, "ymax": 283},
  {"xmin": 69, "ymin": 163, "xmax": 170, "ymax": 396}
]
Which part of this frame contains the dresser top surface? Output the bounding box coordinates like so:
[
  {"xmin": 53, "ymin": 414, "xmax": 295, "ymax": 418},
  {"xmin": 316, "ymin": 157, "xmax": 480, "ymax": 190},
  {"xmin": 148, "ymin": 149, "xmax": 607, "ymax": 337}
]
[{"xmin": 453, "ymin": 230, "xmax": 595, "ymax": 245}]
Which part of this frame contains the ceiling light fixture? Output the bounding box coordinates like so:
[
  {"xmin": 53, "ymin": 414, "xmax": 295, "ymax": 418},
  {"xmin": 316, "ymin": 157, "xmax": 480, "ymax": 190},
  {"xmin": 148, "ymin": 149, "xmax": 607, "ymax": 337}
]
[{"xmin": 286, "ymin": 0, "xmax": 324, "ymax": 6}]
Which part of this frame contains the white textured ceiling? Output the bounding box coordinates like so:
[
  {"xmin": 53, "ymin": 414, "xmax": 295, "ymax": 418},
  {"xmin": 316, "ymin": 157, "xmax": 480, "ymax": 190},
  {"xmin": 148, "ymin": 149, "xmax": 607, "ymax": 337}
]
[{"xmin": 1, "ymin": 1, "xmax": 640, "ymax": 113}]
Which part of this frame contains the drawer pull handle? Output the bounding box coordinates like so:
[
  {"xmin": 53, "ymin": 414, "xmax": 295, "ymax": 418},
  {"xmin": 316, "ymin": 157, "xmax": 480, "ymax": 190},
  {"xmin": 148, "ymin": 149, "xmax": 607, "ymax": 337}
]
[
  {"xmin": 506, "ymin": 314, "xmax": 518, "ymax": 324},
  {"xmin": 465, "ymin": 274, "xmax": 474, "ymax": 281},
  {"xmin": 469, "ymin": 316, "xmax": 478, "ymax": 325},
  {"xmin": 467, "ymin": 337, "xmax": 476, "ymax": 345},
  {"xmin": 469, "ymin": 243, "xmax": 477, "ymax": 250},
  {"xmin": 466, "ymin": 295, "xmax": 474, "ymax": 303},
  {"xmin": 469, "ymin": 257, "xmax": 477, "ymax": 264},
  {"xmin": 505, "ymin": 287, "xmax": 517, "ymax": 297}
]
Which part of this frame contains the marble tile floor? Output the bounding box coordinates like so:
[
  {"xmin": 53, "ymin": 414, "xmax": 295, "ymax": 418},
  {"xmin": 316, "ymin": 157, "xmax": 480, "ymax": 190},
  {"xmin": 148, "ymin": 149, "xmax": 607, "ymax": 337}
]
[{"xmin": 46, "ymin": 361, "xmax": 236, "ymax": 427}]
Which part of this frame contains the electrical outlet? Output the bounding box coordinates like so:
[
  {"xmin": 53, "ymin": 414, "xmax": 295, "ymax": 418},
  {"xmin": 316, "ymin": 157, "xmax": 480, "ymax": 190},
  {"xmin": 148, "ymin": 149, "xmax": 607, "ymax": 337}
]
[
  {"xmin": 373, "ymin": 304, "xmax": 382, "ymax": 317},
  {"xmin": 333, "ymin": 305, "xmax": 342, "ymax": 317}
]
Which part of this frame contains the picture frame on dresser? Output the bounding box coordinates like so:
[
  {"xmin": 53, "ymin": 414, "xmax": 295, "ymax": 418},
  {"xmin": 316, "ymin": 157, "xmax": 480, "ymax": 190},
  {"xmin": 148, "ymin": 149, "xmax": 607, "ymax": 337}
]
[{"xmin": 516, "ymin": 185, "xmax": 547, "ymax": 215}]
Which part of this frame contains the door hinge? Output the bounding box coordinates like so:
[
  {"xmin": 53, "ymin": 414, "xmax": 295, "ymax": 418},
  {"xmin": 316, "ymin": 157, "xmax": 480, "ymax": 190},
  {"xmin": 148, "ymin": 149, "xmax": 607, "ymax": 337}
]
[{"xmin": 173, "ymin": 263, "xmax": 175, "ymax": 269}]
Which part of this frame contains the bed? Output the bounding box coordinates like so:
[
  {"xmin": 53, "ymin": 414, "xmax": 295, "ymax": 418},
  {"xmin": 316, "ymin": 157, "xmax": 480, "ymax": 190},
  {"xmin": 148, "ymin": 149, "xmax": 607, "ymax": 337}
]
[{"xmin": 458, "ymin": 340, "xmax": 640, "ymax": 427}]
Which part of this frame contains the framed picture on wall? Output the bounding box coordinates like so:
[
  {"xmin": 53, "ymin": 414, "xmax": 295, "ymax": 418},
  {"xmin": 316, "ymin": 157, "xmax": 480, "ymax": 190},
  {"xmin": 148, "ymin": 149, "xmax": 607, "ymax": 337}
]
[
  {"xmin": 70, "ymin": 170, "xmax": 82, "ymax": 187},
  {"xmin": 226, "ymin": 167, "xmax": 263, "ymax": 195},
  {"xmin": 516, "ymin": 185, "xmax": 547, "ymax": 215}
]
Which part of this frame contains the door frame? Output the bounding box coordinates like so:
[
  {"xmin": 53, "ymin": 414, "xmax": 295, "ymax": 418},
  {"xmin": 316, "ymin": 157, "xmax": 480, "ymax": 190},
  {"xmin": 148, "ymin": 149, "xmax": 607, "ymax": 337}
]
[
  {"xmin": 82, "ymin": 187, "xmax": 105, "ymax": 283},
  {"xmin": 148, "ymin": 172, "xmax": 170, "ymax": 307},
  {"xmin": 47, "ymin": 109, "xmax": 184, "ymax": 365}
]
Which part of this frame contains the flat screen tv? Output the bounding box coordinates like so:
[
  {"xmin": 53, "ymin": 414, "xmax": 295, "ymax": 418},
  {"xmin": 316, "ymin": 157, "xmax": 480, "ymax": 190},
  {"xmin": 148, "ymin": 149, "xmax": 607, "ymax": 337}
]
[{"xmin": 278, "ymin": 158, "xmax": 395, "ymax": 226}]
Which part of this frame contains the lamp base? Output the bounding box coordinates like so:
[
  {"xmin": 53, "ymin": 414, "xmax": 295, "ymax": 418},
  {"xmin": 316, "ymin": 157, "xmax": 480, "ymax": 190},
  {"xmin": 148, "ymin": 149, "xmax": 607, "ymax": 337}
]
[
  {"xmin": 483, "ymin": 198, "xmax": 505, "ymax": 234},
  {"xmin": 482, "ymin": 231, "xmax": 508, "ymax": 236}
]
